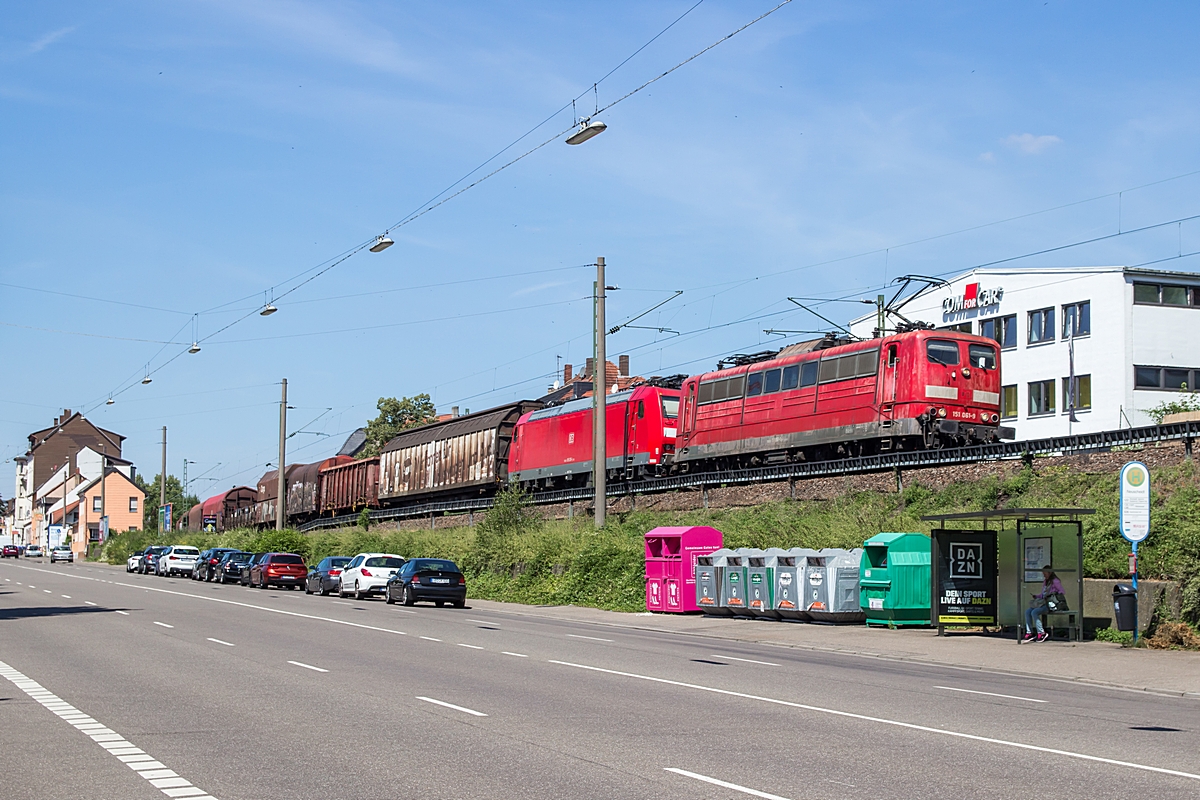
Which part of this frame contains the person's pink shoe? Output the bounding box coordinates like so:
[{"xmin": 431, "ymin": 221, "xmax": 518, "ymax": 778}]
[
  {"xmin": 1036, "ymin": 632, "xmax": 1050, "ymax": 643},
  {"xmin": 1023, "ymin": 631, "xmax": 1036, "ymax": 642}
]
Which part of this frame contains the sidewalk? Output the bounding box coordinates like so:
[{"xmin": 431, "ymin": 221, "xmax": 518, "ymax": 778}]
[{"xmin": 470, "ymin": 599, "xmax": 1200, "ymax": 698}]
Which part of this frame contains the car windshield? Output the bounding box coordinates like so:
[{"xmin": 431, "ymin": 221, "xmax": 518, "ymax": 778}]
[
  {"xmin": 365, "ymin": 556, "xmax": 404, "ymax": 568},
  {"xmin": 412, "ymin": 559, "xmax": 459, "ymax": 573},
  {"xmin": 149, "ymin": 546, "xmax": 169, "ymax": 554},
  {"xmin": 174, "ymin": 548, "xmax": 200, "ymax": 556},
  {"xmin": 271, "ymin": 554, "xmax": 304, "ymax": 565},
  {"xmin": 224, "ymin": 552, "xmax": 251, "ymax": 561},
  {"xmin": 325, "ymin": 557, "xmax": 351, "ymax": 568}
]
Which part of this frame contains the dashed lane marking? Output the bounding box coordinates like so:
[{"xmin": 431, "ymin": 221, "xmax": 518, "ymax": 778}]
[
  {"xmin": 502, "ymin": 652, "xmax": 528, "ymax": 658},
  {"xmin": 416, "ymin": 696, "xmax": 487, "ymax": 717},
  {"xmin": 567, "ymin": 634, "xmax": 613, "ymax": 642},
  {"xmin": 206, "ymin": 638, "xmax": 235, "ymax": 647},
  {"xmin": 457, "ymin": 643, "xmax": 483, "ymax": 650},
  {"xmin": 0, "ymin": 659, "xmax": 218, "ymax": 799},
  {"xmin": 665, "ymin": 768, "xmax": 790, "ymax": 800},
  {"xmin": 288, "ymin": 660, "xmax": 328, "ymax": 673},
  {"xmin": 935, "ymin": 686, "xmax": 1046, "ymax": 703},
  {"xmin": 716, "ymin": 655, "xmax": 780, "ymax": 667},
  {"xmin": 153, "ymin": 622, "xmax": 174, "ymax": 628},
  {"xmin": 114, "ymin": 611, "xmax": 130, "ymax": 616},
  {"xmin": 420, "ymin": 636, "xmax": 442, "ymax": 642},
  {"xmin": 61, "ymin": 595, "xmax": 71, "ymax": 599},
  {"xmin": 85, "ymin": 601, "xmax": 97, "ymax": 606},
  {"xmin": 550, "ymin": 660, "xmax": 1200, "ymax": 782}
]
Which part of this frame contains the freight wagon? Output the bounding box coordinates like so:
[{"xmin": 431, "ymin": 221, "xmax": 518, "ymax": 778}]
[{"xmin": 318, "ymin": 456, "xmax": 380, "ymax": 516}]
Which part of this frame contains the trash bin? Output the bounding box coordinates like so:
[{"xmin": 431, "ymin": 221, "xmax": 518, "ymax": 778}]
[
  {"xmin": 784, "ymin": 548, "xmax": 821, "ymax": 621},
  {"xmin": 807, "ymin": 549, "xmax": 866, "ymax": 623},
  {"xmin": 645, "ymin": 526, "xmax": 723, "ymax": 613},
  {"xmin": 695, "ymin": 553, "xmax": 723, "ymax": 614},
  {"xmin": 720, "ymin": 551, "xmax": 748, "ymax": 615},
  {"xmin": 861, "ymin": 533, "xmax": 931, "ymax": 627},
  {"xmin": 1113, "ymin": 583, "xmax": 1138, "ymax": 632},
  {"xmin": 745, "ymin": 549, "xmax": 778, "ymax": 620}
]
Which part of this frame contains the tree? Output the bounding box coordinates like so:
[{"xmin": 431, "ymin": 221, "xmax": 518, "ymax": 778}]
[
  {"xmin": 133, "ymin": 473, "xmax": 199, "ymax": 533},
  {"xmin": 360, "ymin": 394, "xmax": 438, "ymax": 457},
  {"xmin": 1147, "ymin": 391, "xmax": 1200, "ymax": 424}
]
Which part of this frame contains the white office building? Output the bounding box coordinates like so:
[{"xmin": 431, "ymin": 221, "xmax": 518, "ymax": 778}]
[{"xmin": 849, "ymin": 266, "xmax": 1200, "ymax": 440}]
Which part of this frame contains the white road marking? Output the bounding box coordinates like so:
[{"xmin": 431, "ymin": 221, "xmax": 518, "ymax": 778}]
[
  {"xmin": 936, "ymin": 685, "xmax": 1047, "ymax": 703},
  {"xmin": 468, "ymin": 619, "xmax": 490, "ymax": 624},
  {"xmin": 457, "ymin": 643, "xmax": 484, "ymax": 650},
  {"xmin": 567, "ymin": 634, "xmax": 613, "ymax": 642},
  {"xmin": 153, "ymin": 621, "xmax": 174, "ymax": 628},
  {"xmin": 61, "ymin": 594, "xmax": 71, "ymax": 599},
  {"xmin": 665, "ymin": 768, "xmax": 790, "ymax": 800},
  {"xmin": 420, "ymin": 636, "xmax": 442, "ymax": 642},
  {"xmin": 115, "ymin": 610, "xmax": 130, "ymax": 615},
  {"xmin": 715, "ymin": 654, "xmax": 780, "ymax": 666},
  {"xmin": 8, "ymin": 565, "xmax": 412, "ymax": 639},
  {"xmin": 549, "ymin": 660, "xmax": 1200, "ymax": 782},
  {"xmin": 288, "ymin": 660, "xmax": 328, "ymax": 673},
  {"xmin": 0, "ymin": 659, "xmax": 218, "ymax": 799},
  {"xmin": 331, "ymin": 601, "xmax": 352, "ymax": 605},
  {"xmin": 416, "ymin": 696, "xmax": 488, "ymax": 717},
  {"xmin": 85, "ymin": 601, "xmax": 97, "ymax": 606},
  {"xmin": 206, "ymin": 638, "xmax": 235, "ymax": 647},
  {"xmin": 44, "ymin": 589, "xmax": 52, "ymax": 593},
  {"xmin": 502, "ymin": 652, "xmax": 528, "ymax": 658}
]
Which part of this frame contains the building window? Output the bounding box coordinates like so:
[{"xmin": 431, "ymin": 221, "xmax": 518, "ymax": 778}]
[
  {"xmin": 1134, "ymin": 282, "xmax": 1198, "ymax": 306},
  {"xmin": 1135, "ymin": 365, "xmax": 1197, "ymax": 391},
  {"xmin": 1028, "ymin": 380, "xmax": 1056, "ymax": 416},
  {"xmin": 1062, "ymin": 375, "xmax": 1092, "ymax": 411},
  {"xmin": 92, "ymin": 496, "xmax": 102, "ymax": 512},
  {"xmin": 1001, "ymin": 385, "xmax": 1018, "ymax": 419},
  {"xmin": 980, "ymin": 315, "xmax": 1017, "ymax": 349},
  {"xmin": 1062, "ymin": 301, "xmax": 1090, "ymax": 338},
  {"xmin": 129, "ymin": 497, "xmax": 138, "ymax": 513},
  {"xmin": 1028, "ymin": 308, "xmax": 1055, "ymax": 344}
]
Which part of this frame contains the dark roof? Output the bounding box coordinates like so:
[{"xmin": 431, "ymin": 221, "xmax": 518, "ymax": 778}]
[
  {"xmin": 528, "ymin": 390, "xmax": 633, "ymax": 422},
  {"xmin": 76, "ymin": 468, "xmax": 142, "ymax": 496},
  {"xmin": 336, "ymin": 428, "xmax": 368, "ymax": 457},
  {"xmin": 921, "ymin": 508, "xmax": 1095, "ymax": 523},
  {"xmin": 381, "ymin": 401, "xmax": 540, "ymax": 452}
]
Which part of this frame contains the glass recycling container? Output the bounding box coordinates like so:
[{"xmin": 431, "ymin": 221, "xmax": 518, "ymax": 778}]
[
  {"xmin": 695, "ymin": 548, "xmax": 741, "ymax": 616},
  {"xmin": 744, "ymin": 549, "xmax": 778, "ymax": 619},
  {"xmin": 805, "ymin": 548, "xmax": 866, "ymax": 623},
  {"xmin": 860, "ymin": 533, "xmax": 932, "ymax": 627}
]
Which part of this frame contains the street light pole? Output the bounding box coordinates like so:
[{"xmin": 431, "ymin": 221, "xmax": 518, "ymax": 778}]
[
  {"xmin": 160, "ymin": 426, "xmax": 167, "ymax": 528},
  {"xmin": 593, "ymin": 256, "xmax": 606, "ymax": 529},
  {"xmin": 277, "ymin": 378, "xmax": 288, "ymax": 531}
]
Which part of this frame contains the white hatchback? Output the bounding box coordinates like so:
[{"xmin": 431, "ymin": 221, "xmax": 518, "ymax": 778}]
[
  {"xmin": 338, "ymin": 553, "xmax": 405, "ymax": 600},
  {"xmin": 157, "ymin": 545, "xmax": 200, "ymax": 577}
]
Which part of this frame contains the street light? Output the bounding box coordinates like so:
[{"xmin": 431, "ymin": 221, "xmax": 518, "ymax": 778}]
[
  {"xmin": 188, "ymin": 342, "xmax": 201, "ymax": 354},
  {"xmin": 370, "ymin": 235, "xmax": 394, "ymax": 253},
  {"xmin": 141, "ymin": 374, "xmax": 152, "ymax": 385},
  {"xmin": 260, "ymin": 303, "xmax": 277, "ymax": 316},
  {"xmin": 566, "ymin": 118, "xmax": 607, "ymax": 145}
]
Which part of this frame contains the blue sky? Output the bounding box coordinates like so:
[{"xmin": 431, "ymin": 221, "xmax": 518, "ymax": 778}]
[{"xmin": 4, "ymin": 1, "xmax": 1200, "ymax": 497}]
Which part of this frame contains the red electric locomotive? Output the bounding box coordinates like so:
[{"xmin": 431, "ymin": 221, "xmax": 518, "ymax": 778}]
[
  {"xmin": 510, "ymin": 385, "xmax": 681, "ymax": 489},
  {"xmin": 674, "ymin": 329, "xmax": 1013, "ymax": 470}
]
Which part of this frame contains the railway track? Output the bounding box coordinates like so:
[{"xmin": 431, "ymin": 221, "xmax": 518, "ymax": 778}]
[{"xmin": 299, "ymin": 420, "xmax": 1199, "ymax": 532}]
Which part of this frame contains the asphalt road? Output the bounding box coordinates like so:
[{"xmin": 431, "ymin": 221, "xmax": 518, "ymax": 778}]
[{"xmin": 2, "ymin": 559, "xmax": 1198, "ymax": 800}]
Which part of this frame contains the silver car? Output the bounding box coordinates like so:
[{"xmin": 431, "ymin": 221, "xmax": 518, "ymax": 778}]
[{"xmin": 49, "ymin": 546, "xmax": 74, "ymax": 564}]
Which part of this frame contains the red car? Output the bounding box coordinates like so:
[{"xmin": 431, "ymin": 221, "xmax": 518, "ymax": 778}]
[
  {"xmin": 674, "ymin": 329, "xmax": 1012, "ymax": 470},
  {"xmin": 509, "ymin": 385, "xmax": 680, "ymax": 490},
  {"xmin": 247, "ymin": 552, "xmax": 307, "ymax": 590},
  {"xmin": 1, "ymin": 544, "xmax": 19, "ymax": 558}
]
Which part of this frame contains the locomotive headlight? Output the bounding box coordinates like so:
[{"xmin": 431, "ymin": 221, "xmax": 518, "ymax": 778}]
[{"xmin": 938, "ymin": 408, "xmax": 947, "ymax": 418}]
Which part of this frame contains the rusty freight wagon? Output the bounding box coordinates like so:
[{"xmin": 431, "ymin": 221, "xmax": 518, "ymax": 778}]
[
  {"xmin": 253, "ymin": 465, "xmax": 302, "ymax": 527},
  {"xmin": 377, "ymin": 401, "xmax": 541, "ymax": 504},
  {"xmin": 285, "ymin": 456, "xmax": 354, "ymax": 523},
  {"xmin": 318, "ymin": 456, "xmax": 380, "ymax": 516},
  {"xmin": 188, "ymin": 487, "xmax": 257, "ymax": 531}
]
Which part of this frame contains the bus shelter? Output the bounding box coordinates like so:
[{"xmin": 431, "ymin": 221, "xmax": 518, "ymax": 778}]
[{"xmin": 920, "ymin": 509, "xmax": 1093, "ymax": 642}]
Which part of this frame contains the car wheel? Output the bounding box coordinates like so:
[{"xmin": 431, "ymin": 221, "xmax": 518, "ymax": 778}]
[
  {"xmin": 320, "ymin": 582, "xmax": 331, "ymax": 597},
  {"xmin": 305, "ymin": 580, "xmax": 313, "ymax": 595},
  {"xmin": 354, "ymin": 582, "xmax": 366, "ymax": 602},
  {"xmin": 385, "ymin": 586, "xmax": 395, "ymax": 605},
  {"xmin": 402, "ymin": 584, "xmax": 415, "ymax": 607},
  {"xmin": 338, "ymin": 583, "xmax": 347, "ymax": 598},
  {"xmin": 453, "ymin": 599, "xmax": 465, "ymax": 609},
  {"xmin": 258, "ymin": 575, "xmax": 267, "ymax": 589},
  {"xmin": 435, "ymin": 601, "xmax": 445, "ymax": 608}
]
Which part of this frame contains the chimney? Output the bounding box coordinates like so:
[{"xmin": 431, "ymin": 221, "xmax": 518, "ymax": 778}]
[
  {"xmin": 564, "ymin": 363, "xmax": 573, "ymax": 384},
  {"xmin": 451, "ymin": 406, "xmax": 460, "ymax": 418},
  {"xmin": 618, "ymin": 355, "xmax": 629, "ymax": 377},
  {"xmin": 62, "ymin": 409, "xmax": 72, "ymax": 419},
  {"xmin": 53, "ymin": 416, "xmax": 59, "ymax": 426},
  {"xmin": 585, "ymin": 357, "xmax": 594, "ymax": 377}
]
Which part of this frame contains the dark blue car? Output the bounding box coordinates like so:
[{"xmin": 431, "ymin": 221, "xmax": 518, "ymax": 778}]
[{"xmin": 385, "ymin": 558, "xmax": 466, "ymax": 608}]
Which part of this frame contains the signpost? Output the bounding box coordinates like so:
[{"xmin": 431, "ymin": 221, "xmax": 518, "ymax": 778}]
[
  {"xmin": 158, "ymin": 503, "xmax": 173, "ymax": 533},
  {"xmin": 1119, "ymin": 461, "xmax": 1151, "ymax": 641},
  {"xmin": 932, "ymin": 530, "xmax": 998, "ymax": 632}
]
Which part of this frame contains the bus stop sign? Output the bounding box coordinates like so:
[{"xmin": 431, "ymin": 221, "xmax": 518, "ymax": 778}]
[{"xmin": 1119, "ymin": 461, "xmax": 1150, "ymax": 544}]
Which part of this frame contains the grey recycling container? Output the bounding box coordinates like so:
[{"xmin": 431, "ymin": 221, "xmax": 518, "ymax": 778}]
[
  {"xmin": 806, "ymin": 548, "xmax": 866, "ymax": 623},
  {"xmin": 785, "ymin": 548, "xmax": 821, "ymax": 621},
  {"xmin": 694, "ymin": 551, "xmax": 728, "ymax": 615},
  {"xmin": 715, "ymin": 549, "xmax": 747, "ymax": 615},
  {"xmin": 1112, "ymin": 583, "xmax": 1138, "ymax": 632},
  {"xmin": 729, "ymin": 548, "xmax": 763, "ymax": 618},
  {"xmin": 745, "ymin": 548, "xmax": 778, "ymax": 620}
]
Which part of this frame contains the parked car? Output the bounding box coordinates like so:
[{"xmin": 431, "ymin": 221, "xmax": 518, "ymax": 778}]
[
  {"xmin": 386, "ymin": 558, "xmax": 466, "ymax": 608},
  {"xmin": 248, "ymin": 552, "xmax": 308, "ymax": 590},
  {"xmin": 156, "ymin": 545, "xmax": 200, "ymax": 577},
  {"xmin": 126, "ymin": 552, "xmax": 141, "ymax": 572},
  {"xmin": 215, "ymin": 551, "xmax": 253, "ymax": 584},
  {"xmin": 192, "ymin": 548, "xmax": 240, "ymax": 581},
  {"xmin": 25, "ymin": 545, "xmax": 44, "ymax": 559},
  {"xmin": 338, "ymin": 553, "xmax": 405, "ymax": 600},
  {"xmin": 305, "ymin": 556, "xmax": 351, "ymax": 596},
  {"xmin": 239, "ymin": 553, "xmax": 267, "ymax": 586},
  {"xmin": 50, "ymin": 546, "xmax": 74, "ymax": 564},
  {"xmin": 1, "ymin": 544, "xmax": 19, "ymax": 558},
  {"xmin": 139, "ymin": 545, "xmax": 169, "ymax": 574}
]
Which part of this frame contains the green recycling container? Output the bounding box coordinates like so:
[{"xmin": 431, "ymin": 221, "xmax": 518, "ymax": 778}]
[{"xmin": 860, "ymin": 532, "xmax": 931, "ymax": 627}]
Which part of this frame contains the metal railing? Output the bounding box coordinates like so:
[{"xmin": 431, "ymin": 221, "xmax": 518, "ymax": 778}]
[{"xmin": 299, "ymin": 420, "xmax": 1198, "ymax": 531}]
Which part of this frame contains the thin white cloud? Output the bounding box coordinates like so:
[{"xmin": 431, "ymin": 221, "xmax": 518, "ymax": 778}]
[
  {"xmin": 28, "ymin": 27, "xmax": 76, "ymax": 53},
  {"xmin": 979, "ymin": 151, "xmax": 995, "ymax": 162},
  {"xmin": 1003, "ymin": 133, "xmax": 1062, "ymax": 154},
  {"xmin": 511, "ymin": 281, "xmax": 566, "ymax": 298}
]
